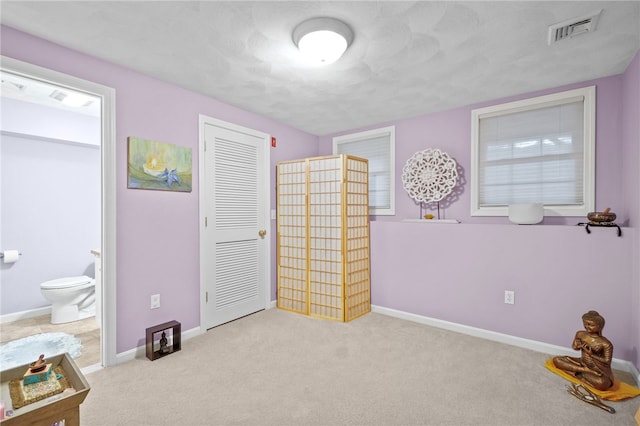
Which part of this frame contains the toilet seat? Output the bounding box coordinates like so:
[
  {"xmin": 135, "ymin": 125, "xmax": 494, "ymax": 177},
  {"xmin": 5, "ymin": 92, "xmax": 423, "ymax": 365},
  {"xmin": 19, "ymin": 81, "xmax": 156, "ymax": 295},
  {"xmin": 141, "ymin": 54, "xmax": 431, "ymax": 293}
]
[{"xmin": 41, "ymin": 275, "xmax": 93, "ymax": 290}]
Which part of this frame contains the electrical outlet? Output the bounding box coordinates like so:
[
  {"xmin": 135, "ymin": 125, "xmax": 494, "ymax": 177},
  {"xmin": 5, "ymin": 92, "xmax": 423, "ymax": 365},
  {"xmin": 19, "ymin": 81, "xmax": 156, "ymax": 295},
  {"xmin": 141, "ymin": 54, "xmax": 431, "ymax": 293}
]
[
  {"xmin": 504, "ymin": 290, "xmax": 515, "ymax": 305},
  {"xmin": 151, "ymin": 294, "xmax": 160, "ymax": 309}
]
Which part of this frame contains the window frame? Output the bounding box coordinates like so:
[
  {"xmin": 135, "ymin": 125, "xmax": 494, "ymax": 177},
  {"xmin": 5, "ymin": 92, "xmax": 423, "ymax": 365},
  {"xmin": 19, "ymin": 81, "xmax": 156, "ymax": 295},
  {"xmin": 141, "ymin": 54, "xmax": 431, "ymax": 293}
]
[
  {"xmin": 470, "ymin": 86, "xmax": 596, "ymax": 217},
  {"xmin": 333, "ymin": 125, "xmax": 395, "ymax": 216}
]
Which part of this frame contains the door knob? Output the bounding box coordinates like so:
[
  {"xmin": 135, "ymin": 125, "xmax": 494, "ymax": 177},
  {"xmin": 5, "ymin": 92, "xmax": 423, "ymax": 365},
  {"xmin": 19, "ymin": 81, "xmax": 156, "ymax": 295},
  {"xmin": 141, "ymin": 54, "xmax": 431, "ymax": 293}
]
[{"xmin": 258, "ymin": 229, "xmax": 267, "ymax": 238}]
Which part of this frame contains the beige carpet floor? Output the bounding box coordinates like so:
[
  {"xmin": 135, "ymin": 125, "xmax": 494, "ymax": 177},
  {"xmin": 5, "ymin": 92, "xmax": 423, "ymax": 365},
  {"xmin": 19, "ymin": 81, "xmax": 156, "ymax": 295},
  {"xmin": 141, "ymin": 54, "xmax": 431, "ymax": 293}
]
[{"xmin": 81, "ymin": 308, "xmax": 639, "ymax": 425}]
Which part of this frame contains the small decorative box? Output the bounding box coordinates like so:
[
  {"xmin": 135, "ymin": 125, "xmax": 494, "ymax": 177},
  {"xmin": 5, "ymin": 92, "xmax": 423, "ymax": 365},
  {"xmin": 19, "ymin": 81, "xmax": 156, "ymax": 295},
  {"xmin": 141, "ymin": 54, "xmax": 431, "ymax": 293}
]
[{"xmin": 23, "ymin": 363, "xmax": 53, "ymax": 385}]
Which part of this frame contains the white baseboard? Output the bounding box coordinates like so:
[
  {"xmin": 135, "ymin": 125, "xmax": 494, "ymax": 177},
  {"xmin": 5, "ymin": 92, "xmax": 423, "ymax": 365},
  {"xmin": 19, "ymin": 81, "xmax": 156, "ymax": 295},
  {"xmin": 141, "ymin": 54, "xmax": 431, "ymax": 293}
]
[
  {"xmin": 103, "ymin": 304, "xmax": 639, "ymax": 386},
  {"xmin": 114, "ymin": 304, "xmax": 280, "ymax": 366},
  {"xmin": 372, "ymin": 305, "xmax": 640, "ymax": 386},
  {"xmin": 0, "ymin": 306, "xmax": 51, "ymax": 324}
]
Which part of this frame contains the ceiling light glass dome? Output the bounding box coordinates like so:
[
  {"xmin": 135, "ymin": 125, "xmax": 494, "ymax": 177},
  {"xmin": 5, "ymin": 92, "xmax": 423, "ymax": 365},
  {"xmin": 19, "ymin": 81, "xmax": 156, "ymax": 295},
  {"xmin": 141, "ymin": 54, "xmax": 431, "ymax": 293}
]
[{"xmin": 293, "ymin": 17, "xmax": 354, "ymax": 65}]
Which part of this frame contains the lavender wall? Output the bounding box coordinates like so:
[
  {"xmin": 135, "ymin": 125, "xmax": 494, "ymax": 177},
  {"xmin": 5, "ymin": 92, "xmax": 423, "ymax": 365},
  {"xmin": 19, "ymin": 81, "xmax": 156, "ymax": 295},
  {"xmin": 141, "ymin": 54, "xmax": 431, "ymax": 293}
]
[
  {"xmin": 2, "ymin": 25, "xmax": 637, "ymax": 370},
  {"xmin": 621, "ymin": 51, "xmax": 640, "ymax": 369},
  {"xmin": 320, "ymin": 77, "xmax": 625, "ymax": 225},
  {"xmin": 370, "ymin": 222, "xmax": 632, "ymax": 357},
  {"xmin": 1, "ymin": 26, "xmax": 318, "ymax": 353},
  {"xmin": 319, "ymin": 69, "xmax": 638, "ymax": 366}
]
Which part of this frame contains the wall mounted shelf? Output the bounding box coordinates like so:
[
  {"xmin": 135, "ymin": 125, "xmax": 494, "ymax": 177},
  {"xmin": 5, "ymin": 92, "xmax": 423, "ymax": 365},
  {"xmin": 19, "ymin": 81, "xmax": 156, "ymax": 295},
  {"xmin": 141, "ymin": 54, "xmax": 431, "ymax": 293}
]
[
  {"xmin": 402, "ymin": 219, "xmax": 460, "ymax": 224},
  {"xmin": 576, "ymin": 222, "xmax": 622, "ymax": 237}
]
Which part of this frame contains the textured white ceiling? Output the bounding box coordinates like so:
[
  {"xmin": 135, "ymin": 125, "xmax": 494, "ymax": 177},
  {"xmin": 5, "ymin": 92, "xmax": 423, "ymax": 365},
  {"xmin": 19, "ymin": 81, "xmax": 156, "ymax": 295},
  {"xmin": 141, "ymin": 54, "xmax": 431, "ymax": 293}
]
[{"xmin": 1, "ymin": 1, "xmax": 639, "ymax": 136}]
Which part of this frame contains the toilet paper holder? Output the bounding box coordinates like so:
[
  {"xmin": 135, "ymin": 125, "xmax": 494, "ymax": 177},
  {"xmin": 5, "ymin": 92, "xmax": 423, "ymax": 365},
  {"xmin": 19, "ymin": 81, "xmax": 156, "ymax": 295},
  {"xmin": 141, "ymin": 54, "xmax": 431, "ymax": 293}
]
[{"xmin": 0, "ymin": 251, "xmax": 22, "ymax": 258}]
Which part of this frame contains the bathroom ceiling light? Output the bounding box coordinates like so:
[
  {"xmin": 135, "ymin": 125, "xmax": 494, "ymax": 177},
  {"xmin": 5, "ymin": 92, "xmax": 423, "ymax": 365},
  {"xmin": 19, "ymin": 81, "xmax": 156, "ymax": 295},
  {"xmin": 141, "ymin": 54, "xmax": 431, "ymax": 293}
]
[{"xmin": 293, "ymin": 17, "xmax": 354, "ymax": 65}]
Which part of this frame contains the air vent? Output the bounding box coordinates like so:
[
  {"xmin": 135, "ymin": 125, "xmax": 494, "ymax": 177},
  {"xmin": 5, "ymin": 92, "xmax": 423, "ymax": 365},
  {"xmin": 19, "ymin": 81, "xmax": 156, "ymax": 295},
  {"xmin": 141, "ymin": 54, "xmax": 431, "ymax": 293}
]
[
  {"xmin": 548, "ymin": 9, "xmax": 602, "ymax": 45},
  {"xmin": 49, "ymin": 89, "xmax": 94, "ymax": 107},
  {"xmin": 49, "ymin": 89, "xmax": 67, "ymax": 102}
]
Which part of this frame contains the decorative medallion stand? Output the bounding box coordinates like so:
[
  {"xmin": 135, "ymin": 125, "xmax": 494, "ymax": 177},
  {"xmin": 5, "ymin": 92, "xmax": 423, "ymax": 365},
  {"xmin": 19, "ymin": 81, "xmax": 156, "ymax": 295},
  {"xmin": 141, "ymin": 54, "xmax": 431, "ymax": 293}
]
[{"xmin": 401, "ymin": 148, "xmax": 458, "ymax": 220}]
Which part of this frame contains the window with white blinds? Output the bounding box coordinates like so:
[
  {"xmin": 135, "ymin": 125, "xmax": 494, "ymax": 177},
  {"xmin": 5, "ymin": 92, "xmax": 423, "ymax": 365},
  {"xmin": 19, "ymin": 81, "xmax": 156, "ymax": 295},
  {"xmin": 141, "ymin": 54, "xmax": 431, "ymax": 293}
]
[
  {"xmin": 333, "ymin": 125, "xmax": 395, "ymax": 215},
  {"xmin": 471, "ymin": 86, "xmax": 595, "ymax": 217}
]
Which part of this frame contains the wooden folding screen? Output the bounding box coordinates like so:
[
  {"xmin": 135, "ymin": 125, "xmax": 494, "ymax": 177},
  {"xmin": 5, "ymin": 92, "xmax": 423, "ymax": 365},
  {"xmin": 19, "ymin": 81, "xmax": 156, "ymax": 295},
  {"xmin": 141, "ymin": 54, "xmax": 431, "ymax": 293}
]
[{"xmin": 277, "ymin": 155, "xmax": 370, "ymax": 322}]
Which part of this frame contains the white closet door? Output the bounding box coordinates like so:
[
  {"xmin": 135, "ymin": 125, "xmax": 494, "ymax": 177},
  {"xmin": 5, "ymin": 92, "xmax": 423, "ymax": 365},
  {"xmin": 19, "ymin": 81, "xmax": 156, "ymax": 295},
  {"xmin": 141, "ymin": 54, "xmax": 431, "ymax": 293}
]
[{"xmin": 202, "ymin": 118, "xmax": 268, "ymax": 329}]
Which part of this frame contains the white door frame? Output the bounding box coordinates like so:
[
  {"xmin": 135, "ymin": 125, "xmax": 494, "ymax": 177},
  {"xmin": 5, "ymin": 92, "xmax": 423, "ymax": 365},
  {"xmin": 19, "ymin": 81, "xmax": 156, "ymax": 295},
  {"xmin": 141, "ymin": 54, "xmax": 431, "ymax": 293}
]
[
  {"xmin": 198, "ymin": 114, "xmax": 271, "ymax": 331},
  {"xmin": 1, "ymin": 56, "xmax": 118, "ymax": 367}
]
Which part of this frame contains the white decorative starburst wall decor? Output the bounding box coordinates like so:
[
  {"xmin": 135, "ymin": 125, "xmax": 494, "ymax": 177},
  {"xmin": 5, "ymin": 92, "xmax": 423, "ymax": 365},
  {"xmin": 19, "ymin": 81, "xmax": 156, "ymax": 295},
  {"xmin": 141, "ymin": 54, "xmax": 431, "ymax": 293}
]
[{"xmin": 402, "ymin": 148, "xmax": 458, "ymax": 220}]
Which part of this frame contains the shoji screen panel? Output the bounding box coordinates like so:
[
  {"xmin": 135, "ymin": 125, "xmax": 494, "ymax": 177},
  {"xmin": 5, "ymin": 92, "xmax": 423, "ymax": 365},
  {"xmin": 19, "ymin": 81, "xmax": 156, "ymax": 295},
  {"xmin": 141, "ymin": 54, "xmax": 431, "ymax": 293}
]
[
  {"xmin": 277, "ymin": 155, "xmax": 371, "ymax": 322},
  {"xmin": 344, "ymin": 156, "xmax": 370, "ymax": 321},
  {"xmin": 276, "ymin": 160, "xmax": 307, "ymax": 314},
  {"xmin": 308, "ymin": 156, "xmax": 343, "ymax": 320}
]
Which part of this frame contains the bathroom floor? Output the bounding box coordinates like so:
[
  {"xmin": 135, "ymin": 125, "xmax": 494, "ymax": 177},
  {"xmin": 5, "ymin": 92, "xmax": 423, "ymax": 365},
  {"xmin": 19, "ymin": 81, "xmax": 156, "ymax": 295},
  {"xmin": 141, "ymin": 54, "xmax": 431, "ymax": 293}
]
[{"xmin": 0, "ymin": 315, "xmax": 100, "ymax": 370}]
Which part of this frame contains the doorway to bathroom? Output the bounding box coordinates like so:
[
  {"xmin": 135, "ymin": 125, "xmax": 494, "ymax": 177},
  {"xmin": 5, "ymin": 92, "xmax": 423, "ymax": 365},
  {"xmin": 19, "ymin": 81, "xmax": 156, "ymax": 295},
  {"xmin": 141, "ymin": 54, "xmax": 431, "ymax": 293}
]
[{"xmin": 0, "ymin": 56, "xmax": 116, "ymax": 369}]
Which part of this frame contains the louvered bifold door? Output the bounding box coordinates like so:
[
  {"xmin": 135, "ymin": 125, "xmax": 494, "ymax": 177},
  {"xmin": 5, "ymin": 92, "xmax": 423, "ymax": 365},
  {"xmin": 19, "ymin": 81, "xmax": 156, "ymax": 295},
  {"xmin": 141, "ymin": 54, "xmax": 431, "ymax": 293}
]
[
  {"xmin": 276, "ymin": 160, "xmax": 308, "ymax": 314},
  {"xmin": 204, "ymin": 122, "xmax": 266, "ymax": 328}
]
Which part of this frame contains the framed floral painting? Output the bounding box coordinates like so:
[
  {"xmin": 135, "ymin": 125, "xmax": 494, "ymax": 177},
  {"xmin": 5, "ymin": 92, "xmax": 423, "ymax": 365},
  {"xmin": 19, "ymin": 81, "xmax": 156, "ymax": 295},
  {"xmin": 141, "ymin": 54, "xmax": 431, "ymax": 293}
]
[{"xmin": 127, "ymin": 137, "xmax": 192, "ymax": 192}]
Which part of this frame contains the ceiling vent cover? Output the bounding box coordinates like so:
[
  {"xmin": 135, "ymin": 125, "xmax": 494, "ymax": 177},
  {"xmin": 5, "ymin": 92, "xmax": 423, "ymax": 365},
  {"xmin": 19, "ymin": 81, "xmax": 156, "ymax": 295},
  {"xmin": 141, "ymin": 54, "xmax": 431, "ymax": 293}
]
[
  {"xmin": 548, "ymin": 9, "xmax": 602, "ymax": 45},
  {"xmin": 49, "ymin": 89, "xmax": 67, "ymax": 102}
]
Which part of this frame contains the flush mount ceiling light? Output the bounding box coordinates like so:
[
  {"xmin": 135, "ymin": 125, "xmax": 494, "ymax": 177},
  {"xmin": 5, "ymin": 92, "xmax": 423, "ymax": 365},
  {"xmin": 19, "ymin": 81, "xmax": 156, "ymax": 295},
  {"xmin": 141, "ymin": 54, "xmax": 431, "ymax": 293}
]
[{"xmin": 293, "ymin": 17, "xmax": 354, "ymax": 65}]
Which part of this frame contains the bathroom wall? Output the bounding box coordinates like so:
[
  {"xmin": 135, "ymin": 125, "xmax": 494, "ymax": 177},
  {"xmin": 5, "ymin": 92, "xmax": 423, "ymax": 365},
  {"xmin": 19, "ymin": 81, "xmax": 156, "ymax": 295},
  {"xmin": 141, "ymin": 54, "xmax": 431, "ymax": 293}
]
[
  {"xmin": 2, "ymin": 97, "xmax": 101, "ymax": 146},
  {"xmin": 0, "ymin": 98, "xmax": 101, "ymax": 314}
]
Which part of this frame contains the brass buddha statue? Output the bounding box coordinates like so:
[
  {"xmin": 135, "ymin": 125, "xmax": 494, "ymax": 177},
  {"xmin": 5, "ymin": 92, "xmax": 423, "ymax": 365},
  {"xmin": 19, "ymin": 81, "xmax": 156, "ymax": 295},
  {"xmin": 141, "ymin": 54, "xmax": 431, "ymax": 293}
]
[{"xmin": 552, "ymin": 310, "xmax": 614, "ymax": 391}]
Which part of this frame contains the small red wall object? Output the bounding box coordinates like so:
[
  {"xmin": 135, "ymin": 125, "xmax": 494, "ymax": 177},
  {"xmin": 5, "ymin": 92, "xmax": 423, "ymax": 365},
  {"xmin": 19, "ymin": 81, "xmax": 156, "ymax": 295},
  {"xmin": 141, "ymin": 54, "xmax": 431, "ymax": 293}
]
[{"xmin": 271, "ymin": 136, "xmax": 276, "ymax": 148}]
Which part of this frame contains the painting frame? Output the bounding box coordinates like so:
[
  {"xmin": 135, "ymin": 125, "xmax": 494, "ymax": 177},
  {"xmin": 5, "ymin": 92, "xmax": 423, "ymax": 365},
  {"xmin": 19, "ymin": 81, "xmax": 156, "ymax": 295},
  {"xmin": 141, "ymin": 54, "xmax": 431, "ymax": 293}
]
[{"xmin": 127, "ymin": 137, "xmax": 192, "ymax": 192}]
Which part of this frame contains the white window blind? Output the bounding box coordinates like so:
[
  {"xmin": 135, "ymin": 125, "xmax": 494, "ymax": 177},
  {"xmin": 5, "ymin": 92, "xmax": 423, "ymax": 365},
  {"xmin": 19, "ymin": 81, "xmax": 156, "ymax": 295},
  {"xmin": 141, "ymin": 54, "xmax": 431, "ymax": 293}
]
[
  {"xmin": 333, "ymin": 126, "xmax": 395, "ymax": 215},
  {"xmin": 471, "ymin": 86, "xmax": 595, "ymax": 217}
]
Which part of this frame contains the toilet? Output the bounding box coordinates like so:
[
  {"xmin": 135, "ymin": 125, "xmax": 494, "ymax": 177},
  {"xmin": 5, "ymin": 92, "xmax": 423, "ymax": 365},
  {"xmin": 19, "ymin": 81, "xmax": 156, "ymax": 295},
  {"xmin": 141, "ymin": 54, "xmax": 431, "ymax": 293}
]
[{"xmin": 40, "ymin": 275, "xmax": 96, "ymax": 324}]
